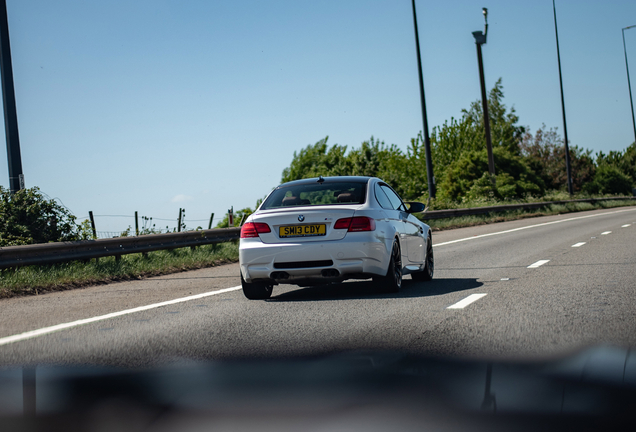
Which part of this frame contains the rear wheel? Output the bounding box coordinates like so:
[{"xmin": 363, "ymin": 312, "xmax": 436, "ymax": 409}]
[
  {"xmin": 374, "ymin": 241, "xmax": 402, "ymax": 293},
  {"xmin": 241, "ymin": 274, "xmax": 273, "ymax": 300},
  {"xmin": 411, "ymin": 235, "xmax": 433, "ymax": 282}
]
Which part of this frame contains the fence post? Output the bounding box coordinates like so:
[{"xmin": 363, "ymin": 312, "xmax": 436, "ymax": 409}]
[
  {"xmin": 208, "ymin": 213, "xmax": 214, "ymax": 229},
  {"xmin": 88, "ymin": 211, "xmax": 97, "ymax": 239},
  {"xmin": 135, "ymin": 211, "xmax": 139, "ymax": 236}
]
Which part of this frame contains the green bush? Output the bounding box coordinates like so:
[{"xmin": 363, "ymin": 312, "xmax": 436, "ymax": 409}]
[
  {"xmin": 0, "ymin": 186, "xmax": 89, "ymax": 246},
  {"xmin": 583, "ymin": 165, "xmax": 633, "ymax": 195},
  {"xmin": 438, "ymin": 147, "xmax": 544, "ymax": 202}
]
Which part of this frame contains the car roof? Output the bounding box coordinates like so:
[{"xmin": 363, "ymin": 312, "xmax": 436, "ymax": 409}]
[{"xmin": 278, "ymin": 176, "xmax": 377, "ymax": 187}]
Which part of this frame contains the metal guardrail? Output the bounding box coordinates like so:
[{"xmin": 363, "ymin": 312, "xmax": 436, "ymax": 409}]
[
  {"xmin": 420, "ymin": 197, "xmax": 636, "ymax": 220},
  {"xmin": 0, "ymin": 228, "xmax": 241, "ymax": 270},
  {"xmin": 1, "ymin": 197, "xmax": 634, "ymax": 269}
]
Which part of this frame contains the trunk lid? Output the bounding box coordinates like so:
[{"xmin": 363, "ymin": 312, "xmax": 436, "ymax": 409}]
[{"xmin": 251, "ymin": 205, "xmax": 360, "ymax": 244}]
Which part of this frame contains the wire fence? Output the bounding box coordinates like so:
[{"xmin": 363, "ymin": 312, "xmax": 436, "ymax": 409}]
[{"xmin": 81, "ymin": 213, "xmax": 223, "ymax": 239}]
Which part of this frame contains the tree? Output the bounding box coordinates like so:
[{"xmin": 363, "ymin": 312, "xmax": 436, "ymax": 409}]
[
  {"xmin": 280, "ymin": 136, "xmax": 426, "ymax": 200},
  {"xmin": 431, "ymin": 78, "xmax": 526, "ymax": 167},
  {"xmin": 281, "ymin": 137, "xmax": 351, "ymax": 183},
  {"xmin": 520, "ymin": 125, "xmax": 595, "ymax": 192},
  {"xmin": 0, "ymin": 186, "xmax": 89, "ymax": 246},
  {"xmin": 595, "ymin": 142, "xmax": 636, "ymax": 184},
  {"xmin": 583, "ymin": 165, "xmax": 633, "ymax": 195},
  {"xmin": 437, "ymin": 147, "xmax": 544, "ymax": 202}
]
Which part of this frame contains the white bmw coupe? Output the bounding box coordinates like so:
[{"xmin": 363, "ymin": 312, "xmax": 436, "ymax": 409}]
[{"xmin": 239, "ymin": 176, "xmax": 433, "ymax": 299}]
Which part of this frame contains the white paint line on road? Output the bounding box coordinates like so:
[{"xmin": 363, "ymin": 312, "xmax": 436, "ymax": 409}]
[
  {"xmin": 601, "ymin": 231, "xmax": 612, "ymax": 235},
  {"xmin": 0, "ymin": 286, "xmax": 243, "ymax": 347},
  {"xmin": 622, "ymin": 224, "xmax": 631, "ymax": 228},
  {"xmin": 447, "ymin": 293, "xmax": 487, "ymax": 309},
  {"xmin": 528, "ymin": 260, "xmax": 550, "ymax": 268},
  {"xmin": 571, "ymin": 242, "xmax": 586, "ymax": 248},
  {"xmin": 433, "ymin": 208, "xmax": 636, "ymax": 248}
]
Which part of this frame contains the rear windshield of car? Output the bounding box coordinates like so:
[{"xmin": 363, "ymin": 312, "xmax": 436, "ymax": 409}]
[{"xmin": 260, "ymin": 181, "xmax": 367, "ymax": 209}]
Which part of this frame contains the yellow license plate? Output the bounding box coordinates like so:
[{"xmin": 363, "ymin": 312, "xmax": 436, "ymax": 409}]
[{"xmin": 279, "ymin": 224, "xmax": 326, "ymax": 238}]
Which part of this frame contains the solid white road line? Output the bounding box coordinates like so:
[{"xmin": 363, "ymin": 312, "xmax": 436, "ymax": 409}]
[
  {"xmin": 571, "ymin": 242, "xmax": 586, "ymax": 247},
  {"xmin": 447, "ymin": 293, "xmax": 487, "ymax": 309},
  {"xmin": 622, "ymin": 224, "xmax": 631, "ymax": 228},
  {"xmin": 601, "ymin": 231, "xmax": 612, "ymax": 235},
  {"xmin": 0, "ymin": 286, "xmax": 243, "ymax": 347},
  {"xmin": 433, "ymin": 208, "xmax": 636, "ymax": 248},
  {"xmin": 528, "ymin": 260, "xmax": 550, "ymax": 268}
]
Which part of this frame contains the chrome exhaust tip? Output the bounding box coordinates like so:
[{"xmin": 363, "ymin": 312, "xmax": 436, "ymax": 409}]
[
  {"xmin": 270, "ymin": 271, "xmax": 290, "ymax": 280},
  {"xmin": 321, "ymin": 269, "xmax": 340, "ymax": 278}
]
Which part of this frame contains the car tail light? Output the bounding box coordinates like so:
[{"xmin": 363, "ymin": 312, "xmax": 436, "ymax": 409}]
[
  {"xmin": 333, "ymin": 216, "xmax": 376, "ymax": 232},
  {"xmin": 240, "ymin": 222, "xmax": 271, "ymax": 238},
  {"xmin": 334, "ymin": 218, "xmax": 352, "ymax": 230}
]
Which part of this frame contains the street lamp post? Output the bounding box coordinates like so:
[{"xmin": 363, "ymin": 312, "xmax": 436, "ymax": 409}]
[
  {"xmin": 552, "ymin": 0, "xmax": 573, "ymax": 196},
  {"xmin": 0, "ymin": 0, "xmax": 24, "ymax": 193},
  {"xmin": 622, "ymin": 25, "xmax": 636, "ymax": 146},
  {"xmin": 411, "ymin": 0, "xmax": 435, "ymax": 199},
  {"xmin": 472, "ymin": 8, "xmax": 496, "ymax": 180}
]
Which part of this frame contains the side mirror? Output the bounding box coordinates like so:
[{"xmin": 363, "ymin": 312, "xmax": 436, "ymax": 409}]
[{"xmin": 405, "ymin": 202, "xmax": 426, "ymax": 213}]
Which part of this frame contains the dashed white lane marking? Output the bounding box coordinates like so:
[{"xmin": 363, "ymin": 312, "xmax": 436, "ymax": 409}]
[
  {"xmin": 447, "ymin": 293, "xmax": 487, "ymax": 309},
  {"xmin": 433, "ymin": 208, "xmax": 636, "ymax": 248},
  {"xmin": 571, "ymin": 242, "xmax": 586, "ymax": 247},
  {"xmin": 0, "ymin": 286, "xmax": 243, "ymax": 347},
  {"xmin": 601, "ymin": 231, "xmax": 612, "ymax": 235},
  {"xmin": 622, "ymin": 224, "xmax": 631, "ymax": 228},
  {"xmin": 528, "ymin": 260, "xmax": 550, "ymax": 268}
]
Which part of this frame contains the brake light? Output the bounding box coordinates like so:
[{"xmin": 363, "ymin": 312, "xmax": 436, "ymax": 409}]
[
  {"xmin": 240, "ymin": 222, "xmax": 271, "ymax": 238},
  {"xmin": 334, "ymin": 218, "xmax": 352, "ymax": 230},
  {"xmin": 333, "ymin": 216, "xmax": 376, "ymax": 232}
]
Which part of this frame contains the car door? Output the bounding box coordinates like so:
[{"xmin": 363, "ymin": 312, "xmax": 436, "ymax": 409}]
[
  {"xmin": 377, "ymin": 184, "xmax": 411, "ymax": 263},
  {"xmin": 380, "ymin": 185, "xmax": 424, "ymax": 264}
]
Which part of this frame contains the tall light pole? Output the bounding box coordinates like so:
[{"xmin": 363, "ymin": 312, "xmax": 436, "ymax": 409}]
[
  {"xmin": 622, "ymin": 25, "xmax": 636, "ymax": 145},
  {"xmin": 472, "ymin": 8, "xmax": 495, "ymax": 179},
  {"xmin": 411, "ymin": 0, "xmax": 435, "ymax": 198},
  {"xmin": 0, "ymin": 0, "xmax": 24, "ymax": 193},
  {"xmin": 552, "ymin": 0, "xmax": 573, "ymax": 196}
]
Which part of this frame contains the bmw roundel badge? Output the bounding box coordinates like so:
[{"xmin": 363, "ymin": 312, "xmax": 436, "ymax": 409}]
[{"xmin": 298, "ymin": 215, "xmax": 305, "ymax": 222}]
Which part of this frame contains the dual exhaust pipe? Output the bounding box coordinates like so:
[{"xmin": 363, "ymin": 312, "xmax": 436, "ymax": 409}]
[{"xmin": 270, "ymin": 269, "xmax": 340, "ymax": 280}]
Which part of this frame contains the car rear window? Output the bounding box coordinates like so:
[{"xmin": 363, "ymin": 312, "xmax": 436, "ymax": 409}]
[{"xmin": 261, "ymin": 181, "xmax": 367, "ymax": 209}]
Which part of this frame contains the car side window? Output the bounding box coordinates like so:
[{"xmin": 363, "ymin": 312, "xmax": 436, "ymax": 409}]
[
  {"xmin": 375, "ymin": 184, "xmax": 394, "ymax": 209},
  {"xmin": 380, "ymin": 185, "xmax": 406, "ymax": 212}
]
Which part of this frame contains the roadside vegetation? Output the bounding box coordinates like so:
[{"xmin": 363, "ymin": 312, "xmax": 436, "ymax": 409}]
[
  {"xmin": 0, "ymin": 186, "xmax": 92, "ymax": 247},
  {"xmin": 0, "ymin": 242, "xmax": 238, "ymax": 298},
  {"xmin": 423, "ymin": 197, "xmax": 636, "ymax": 231},
  {"xmin": 280, "ymin": 79, "xmax": 635, "ymax": 207}
]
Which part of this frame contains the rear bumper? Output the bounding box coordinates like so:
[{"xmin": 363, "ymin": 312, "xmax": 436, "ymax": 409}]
[{"xmin": 239, "ymin": 233, "xmax": 390, "ymax": 284}]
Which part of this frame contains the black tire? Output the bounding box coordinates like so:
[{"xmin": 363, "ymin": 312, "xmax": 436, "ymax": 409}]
[
  {"xmin": 412, "ymin": 235, "xmax": 434, "ymax": 282},
  {"xmin": 374, "ymin": 241, "xmax": 402, "ymax": 293},
  {"xmin": 241, "ymin": 274, "xmax": 273, "ymax": 300}
]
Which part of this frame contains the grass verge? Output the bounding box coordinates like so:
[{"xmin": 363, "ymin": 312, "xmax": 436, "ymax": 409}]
[
  {"xmin": 423, "ymin": 199, "xmax": 636, "ymax": 231},
  {"xmin": 0, "ymin": 241, "xmax": 239, "ymax": 299}
]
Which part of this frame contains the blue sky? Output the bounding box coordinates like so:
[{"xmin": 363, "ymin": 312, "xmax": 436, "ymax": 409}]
[{"xmin": 2, "ymin": 0, "xmax": 636, "ymax": 233}]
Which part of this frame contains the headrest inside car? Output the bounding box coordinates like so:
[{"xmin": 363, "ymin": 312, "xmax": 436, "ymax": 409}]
[{"xmin": 337, "ymin": 192, "xmax": 356, "ymax": 203}]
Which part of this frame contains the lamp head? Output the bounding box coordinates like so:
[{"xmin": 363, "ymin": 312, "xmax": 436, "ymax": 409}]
[{"xmin": 482, "ymin": 8, "xmax": 488, "ymax": 21}]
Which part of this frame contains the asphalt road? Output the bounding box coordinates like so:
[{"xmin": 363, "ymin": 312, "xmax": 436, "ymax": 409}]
[{"xmin": 1, "ymin": 206, "xmax": 636, "ymax": 367}]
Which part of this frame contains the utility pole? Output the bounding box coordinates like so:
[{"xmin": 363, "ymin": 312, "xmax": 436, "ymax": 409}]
[
  {"xmin": 623, "ymin": 25, "xmax": 636, "ymax": 146},
  {"xmin": 0, "ymin": 0, "xmax": 24, "ymax": 193},
  {"xmin": 411, "ymin": 0, "xmax": 435, "ymax": 198},
  {"xmin": 552, "ymin": 0, "xmax": 573, "ymax": 195},
  {"xmin": 472, "ymin": 8, "xmax": 496, "ymax": 180}
]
